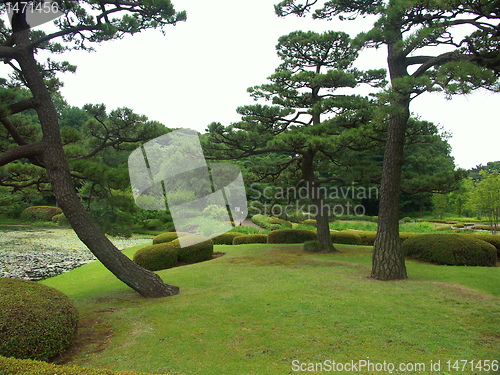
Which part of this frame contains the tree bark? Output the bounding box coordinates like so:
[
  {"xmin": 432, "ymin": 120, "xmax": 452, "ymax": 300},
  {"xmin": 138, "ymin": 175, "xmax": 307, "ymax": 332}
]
[
  {"xmin": 302, "ymin": 150, "xmax": 337, "ymax": 252},
  {"xmin": 13, "ymin": 30, "xmax": 179, "ymax": 298},
  {"xmin": 371, "ymin": 36, "xmax": 409, "ymax": 280}
]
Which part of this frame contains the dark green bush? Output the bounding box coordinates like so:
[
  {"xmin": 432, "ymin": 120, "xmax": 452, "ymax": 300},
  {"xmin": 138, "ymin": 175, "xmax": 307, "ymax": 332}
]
[
  {"xmin": 0, "ymin": 279, "xmax": 78, "ymax": 361},
  {"xmin": 233, "ymin": 234, "xmax": 268, "ymax": 245},
  {"xmin": 20, "ymin": 206, "xmax": 62, "ymax": 222},
  {"xmin": 173, "ymin": 235, "xmax": 214, "ymax": 264},
  {"xmin": 303, "ymin": 240, "xmax": 323, "ymax": 252},
  {"xmin": 133, "ymin": 242, "xmax": 179, "ymax": 271},
  {"xmin": 461, "ymin": 234, "xmax": 500, "ymax": 257},
  {"xmin": 330, "ymin": 231, "xmax": 362, "ymax": 245},
  {"xmin": 152, "ymin": 232, "xmax": 179, "ymax": 245},
  {"xmin": 402, "ymin": 234, "xmax": 497, "ymax": 266},
  {"xmin": 211, "ymin": 232, "xmax": 244, "ymax": 245},
  {"xmin": 267, "ymin": 229, "xmax": 317, "ymax": 244},
  {"xmin": 51, "ymin": 213, "xmax": 69, "ymax": 226},
  {"xmin": 142, "ymin": 219, "xmax": 164, "ymax": 230},
  {"xmin": 0, "ymin": 356, "xmax": 156, "ymax": 375}
]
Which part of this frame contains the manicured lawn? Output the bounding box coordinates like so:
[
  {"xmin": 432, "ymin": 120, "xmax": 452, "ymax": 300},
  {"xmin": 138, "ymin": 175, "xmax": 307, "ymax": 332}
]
[{"xmin": 41, "ymin": 243, "xmax": 500, "ymax": 375}]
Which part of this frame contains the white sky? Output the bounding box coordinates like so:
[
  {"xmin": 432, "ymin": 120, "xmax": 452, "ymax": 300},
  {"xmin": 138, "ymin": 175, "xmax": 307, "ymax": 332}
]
[{"xmin": 7, "ymin": 0, "xmax": 500, "ymax": 170}]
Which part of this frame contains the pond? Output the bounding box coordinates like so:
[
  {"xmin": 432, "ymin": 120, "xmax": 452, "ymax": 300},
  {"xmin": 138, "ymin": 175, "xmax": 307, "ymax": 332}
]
[{"xmin": 0, "ymin": 228, "xmax": 152, "ymax": 281}]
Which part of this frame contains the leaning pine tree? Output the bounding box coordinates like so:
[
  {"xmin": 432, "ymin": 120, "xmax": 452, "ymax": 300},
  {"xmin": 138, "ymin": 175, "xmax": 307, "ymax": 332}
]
[{"xmin": 0, "ymin": 1, "xmax": 186, "ymax": 297}]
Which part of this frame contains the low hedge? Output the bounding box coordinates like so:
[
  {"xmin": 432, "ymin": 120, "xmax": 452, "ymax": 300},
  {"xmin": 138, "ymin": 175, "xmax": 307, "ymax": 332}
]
[
  {"xmin": 0, "ymin": 279, "xmax": 78, "ymax": 361},
  {"xmin": 173, "ymin": 235, "xmax": 214, "ymax": 264},
  {"xmin": 133, "ymin": 242, "xmax": 179, "ymax": 271},
  {"xmin": 330, "ymin": 231, "xmax": 361, "ymax": 245},
  {"xmin": 251, "ymin": 214, "xmax": 292, "ymax": 230},
  {"xmin": 461, "ymin": 233, "xmax": 500, "ymax": 257},
  {"xmin": 0, "ymin": 356, "xmax": 156, "ymax": 375},
  {"xmin": 352, "ymin": 231, "xmax": 377, "ymax": 246},
  {"xmin": 303, "ymin": 240, "xmax": 323, "ymax": 252},
  {"xmin": 301, "ymin": 219, "xmax": 317, "ymax": 227},
  {"xmin": 152, "ymin": 232, "xmax": 179, "ymax": 245},
  {"xmin": 267, "ymin": 229, "xmax": 317, "ymax": 244},
  {"xmin": 402, "ymin": 234, "xmax": 497, "ymax": 266},
  {"xmin": 211, "ymin": 232, "xmax": 244, "ymax": 245},
  {"xmin": 233, "ymin": 234, "xmax": 268, "ymax": 245},
  {"xmin": 20, "ymin": 206, "xmax": 62, "ymax": 222}
]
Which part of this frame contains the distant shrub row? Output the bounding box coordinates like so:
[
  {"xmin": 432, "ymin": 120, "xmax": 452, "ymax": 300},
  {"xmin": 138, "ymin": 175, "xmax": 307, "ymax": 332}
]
[
  {"xmin": 251, "ymin": 214, "xmax": 292, "ymax": 230},
  {"xmin": 0, "ymin": 356, "xmax": 156, "ymax": 375}
]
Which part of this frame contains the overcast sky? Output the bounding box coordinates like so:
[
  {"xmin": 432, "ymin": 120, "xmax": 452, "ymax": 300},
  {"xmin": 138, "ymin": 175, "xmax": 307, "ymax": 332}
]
[{"xmin": 9, "ymin": 0, "xmax": 500, "ymax": 170}]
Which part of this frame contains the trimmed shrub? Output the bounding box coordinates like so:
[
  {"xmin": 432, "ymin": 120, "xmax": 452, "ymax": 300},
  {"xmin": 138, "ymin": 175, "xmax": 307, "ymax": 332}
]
[
  {"xmin": 51, "ymin": 213, "xmax": 69, "ymax": 226},
  {"xmin": 251, "ymin": 214, "xmax": 283, "ymax": 231},
  {"xmin": 301, "ymin": 219, "xmax": 317, "ymax": 227},
  {"xmin": 399, "ymin": 232, "xmax": 423, "ymax": 242},
  {"xmin": 153, "ymin": 232, "xmax": 180, "ymax": 245},
  {"xmin": 173, "ymin": 235, "xmax": 214, "ymax": 264},
  {"xmin": 461, "ymin": 234, "xmax": 500, "ymax": 257},
  {"xmin": 0, "ymin": 278, "xmax": 78, "ymax": 361},
  {"xmin": 303, "ymin": 240, "xmax": 323, "ymax": 252},
  {"xmin": 269, "ymin": 217, "xmax": 293, "ymax": 228},
  {"xmin": 0, "ymin": 356, "xmax": 156, "ymax": 375},
  {"xmin": 353, "ymin": 231, "xmax": 377, "ymax": 246},
  {"xmin": 267, "ymin": 229, "xmax": 317, "ymax": 244},
  {"xmin": 330, "ymin": 231, "xmax": 361, "ymax": 245},
  {"xmin": 20, "ymin": 206, "xmax": 62, "ymax": 222},
  {"xmin": 402, "ymin": 217, "xmax": 412, "ymax": 223},
  {"xmin": 402, "ymin": 234, "xmax": 497, "ymax": 266},
  {"xmin": 133, "ymin": 242, "xmax": 179, "ymax": 271},
  {"xmin": 233, "ymin": 234, "xmax": 268, "ymax": 245},
  {"xmin": 212, "ymin": 232, "xmax": 244, "ymax": 245}
]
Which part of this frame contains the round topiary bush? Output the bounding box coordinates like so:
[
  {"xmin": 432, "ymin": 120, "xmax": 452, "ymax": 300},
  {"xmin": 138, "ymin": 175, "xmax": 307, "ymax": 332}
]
[
  {"xmin": 267, "ymin": 229, "xmax": 317, "ymax": 244},
  {"xmin": 152, "ymin": 232, "xmax": 179, "ymax": 245},
  {"xmin": 173, "ymin": 235, "xmax": 214, "ymax": 264},
  {"xmin": 0, "ymin": 278, "xmax": 78, "ymax": 361},
  {"xmin": 51, "ymin": 213, "xmax": 69, "ymax": 226},
  {"xmin": 402, "ymin": 234, "xmax": 497, "ymax": 266},
  {"xmin": 20, "ymin": 206, "xmax": 62, "ymax": 222},
  {"xmin": 303, "ymin": 240, "xmax": 322, "ymax": 252},
  {"xmin": 211, "ymin": 232, "xmax": 244, "ymax": 245},
  {"xmin": 133, "ymin": 242, "xmax": 179, "ymax": 271},
  {"xmin": 330, "ymin": 231, "xmax": 361, "ymax": 245},
  {"xmin": 232, "ymin": 234, "xmax": 268, "ymax": 245}
]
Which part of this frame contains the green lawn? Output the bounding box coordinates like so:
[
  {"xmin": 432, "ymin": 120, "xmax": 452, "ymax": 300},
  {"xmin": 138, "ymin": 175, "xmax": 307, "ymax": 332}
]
[{"xmin": 41, "ymin": 243, "xmax": 500, "ymax": 375}]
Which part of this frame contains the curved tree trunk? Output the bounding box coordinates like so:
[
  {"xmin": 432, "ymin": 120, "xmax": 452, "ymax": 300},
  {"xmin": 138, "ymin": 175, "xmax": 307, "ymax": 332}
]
[{"xmin": 14, "ymin": 30, "xmax": 179, "ymax": 298}]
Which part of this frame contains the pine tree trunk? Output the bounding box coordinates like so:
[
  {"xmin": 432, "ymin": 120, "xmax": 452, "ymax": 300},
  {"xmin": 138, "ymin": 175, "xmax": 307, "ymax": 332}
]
[
  {"xmin": 14, "ymin": 31, "xmax": 179, "ymax": 298},
  {"xmin": 371, "ymin": 105, "xmax": 408, "ymax": 280},
  {"xmin": 371, "ymin": 37, "xmax": 409, "ymax": 281},
  {"xmin": 313, "ymin": 194, "xmax": 337, "ymax": 252}
]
